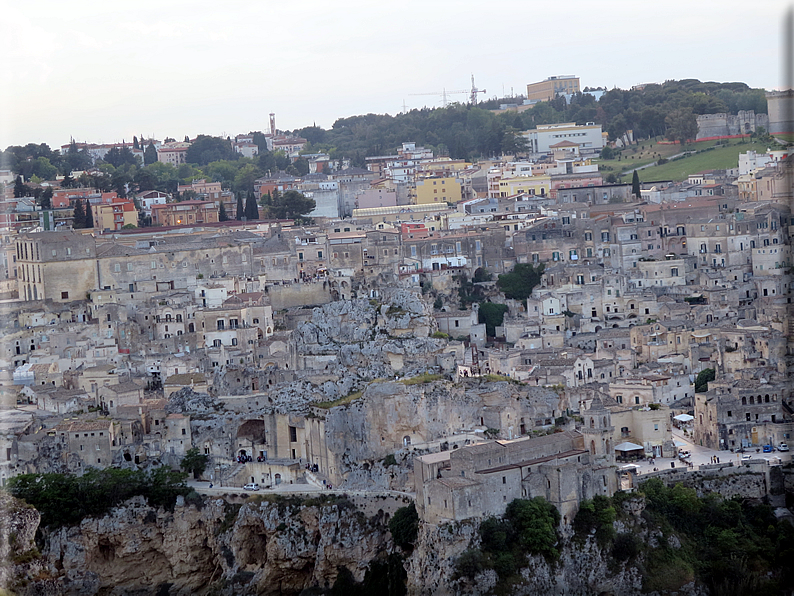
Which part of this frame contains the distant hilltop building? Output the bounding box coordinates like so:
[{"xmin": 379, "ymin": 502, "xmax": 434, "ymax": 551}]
[
  {"xmin": 522, "ymin": 122, "xmax": 605, "ymax": 155},
  {"xmin": 695, "ymin": 111, "xmax": 768, "ymax": 140},
  {"xmin": 526, "ymin": 76, "xmax": 580, "ymax": 102},
  {"xmin": 766, "ymin": 89, "xmax": 794, "ymax": 136}
]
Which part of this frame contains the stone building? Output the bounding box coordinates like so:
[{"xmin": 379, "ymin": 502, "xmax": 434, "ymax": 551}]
[
  {"xmin": 57, "ymin": 419, "xmax": 118, "ymax": 471},
  {"xmin": 695, "ymin": 111, "xmax": 768, "ymax": 140},
  {"xmin": 415, "ymin": 424, "xmax": 616, "ymax": 525},
  {"xmin": 694, "ymin": 377, "xmax": 792, "ymax": 451}
]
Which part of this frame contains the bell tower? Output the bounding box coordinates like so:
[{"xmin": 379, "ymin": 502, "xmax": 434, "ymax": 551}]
[{"xmin": 581, "ymin": 394, "xmax": 614, "ymax": 465}]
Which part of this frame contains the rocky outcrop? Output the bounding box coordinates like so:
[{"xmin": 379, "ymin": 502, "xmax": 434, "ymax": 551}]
[
  {"xmin": 29, "ymin": 494, "xmax": 393, "ymax": 596},
  {"xmin": 323, "ymin": 380, "xmax": 561, "ymax": 489},
  {"xmin": 1, "ymin": 494, "xmax": 44, "ymax": 592}
]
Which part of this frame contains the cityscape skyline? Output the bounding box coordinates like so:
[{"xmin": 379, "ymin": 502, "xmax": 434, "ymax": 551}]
[{"xmin": 1, "ymin": 0, "xmax": 786, "ymax": 149}]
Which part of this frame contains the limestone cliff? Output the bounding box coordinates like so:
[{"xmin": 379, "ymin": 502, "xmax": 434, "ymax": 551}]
[
  {"xmin": 26, "ymin": 494, "xmax": 392, "ymax": 596},
  {"xmin": 13, "ymin": 491, "xmax": 717, "ymax": 596}
]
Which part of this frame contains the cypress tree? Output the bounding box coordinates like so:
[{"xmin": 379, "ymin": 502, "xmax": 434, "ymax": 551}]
[
  {"xmin": 245, "ymin": 192, "xmax": 259, "ymax": 220},
  {"xmin": 73, "ymin": 199, "xmax": 85, "ymax": 228},
  {"xmin": 218, "ymin": 201, "xmax": 229, "ymax": 222},
  {"xmin": 133, "ymin": 136, "xmax": 139, "ymax": 150},
  {"xmin": 13, "ymin": 176, "xmax": 26, "ymax": 198},
  {"xmin": 236, "ymin": 193, "xmax": 244, "ymax": 220},
  {"xmin": 632, "ymin": 171, "xmax": 641, "ymax": 199},
  {"xmin": 144, "ymin": 142, "xmax": 157, "ymax": 166},
  {"xmin": 85, "ymin": 201, "xmax": 94, "ymax": 228}
]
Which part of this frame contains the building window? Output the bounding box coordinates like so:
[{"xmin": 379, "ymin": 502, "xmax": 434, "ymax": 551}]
[{"xmin": 61, "ymin": 291, "xmax": 69, "ymax": 299}]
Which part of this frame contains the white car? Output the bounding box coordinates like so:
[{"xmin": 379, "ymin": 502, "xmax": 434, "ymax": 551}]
[
  {"xmin": 243, "ymin": 483, "xmax": 260, "ymax": 491},
  {"xmin": 779, "ymin": 443, "xmax": 789, "ymax": 452}
]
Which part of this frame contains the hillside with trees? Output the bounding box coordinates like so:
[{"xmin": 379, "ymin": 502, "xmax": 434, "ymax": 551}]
[{"xmin": 0, "ymin": 80, "xmax": 769, "ymax": 198}]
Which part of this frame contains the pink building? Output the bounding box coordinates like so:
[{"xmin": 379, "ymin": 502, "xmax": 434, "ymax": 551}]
[{"xmin": 355, "ymin": 188, "xmax": 398, "ymax": 210}]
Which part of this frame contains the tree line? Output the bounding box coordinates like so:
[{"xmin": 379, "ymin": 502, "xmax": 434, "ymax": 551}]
[{"xmin": 1, "ymin": 79, "xmax": 768, "ymax": 194}]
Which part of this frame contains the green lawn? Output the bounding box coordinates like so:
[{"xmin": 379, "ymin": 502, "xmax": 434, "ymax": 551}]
[
  {"xmin": 596, "ymin": 138, "xmax": 683, "ymax": 174},
  {"xmin": 625, "ymin": 141, "xmax": 769, "ymax": 182}
]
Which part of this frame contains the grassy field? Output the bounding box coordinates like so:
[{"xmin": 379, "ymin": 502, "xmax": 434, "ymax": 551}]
[
  {"xmin": 595, "ymin": 138, "xmax": 685, "ymax": 174},
  {"xmin": 626, "ymin": 141, "xmax": 770, "ymax": 182}
]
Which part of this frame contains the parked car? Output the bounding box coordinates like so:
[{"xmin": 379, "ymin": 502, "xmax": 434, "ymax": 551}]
[
  {"xmin": 243, "ymin": 483, "xmax": 260, "ymax": 491},
  {"xmin": 763, "ymin": 445, "xmax": 773, "ymax": 453},
  {"xmin": 779, "ymin": 443, "xmax": 789, "ymax": 452}
]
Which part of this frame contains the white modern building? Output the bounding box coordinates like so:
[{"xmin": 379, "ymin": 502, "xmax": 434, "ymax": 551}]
[{"xmin": 523, "ymin": 122, "xmax": 604, "ymax": 155}]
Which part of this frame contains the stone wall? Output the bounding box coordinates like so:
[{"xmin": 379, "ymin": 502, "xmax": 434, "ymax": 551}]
[{"xmin": 266, "ymin": 283, "xmax": 333, "ymax": 309}]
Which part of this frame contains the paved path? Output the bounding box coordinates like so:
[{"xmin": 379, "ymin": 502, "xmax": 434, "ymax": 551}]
[
  {"xmin": 621, "ymin": 151, "xmax": 696, "ymax": 176},
  {"xmin": 627, "ymin": 427, "xmax": 789, "ymax": 478},
  {"xmin": 187, "ymin": 479, "xmax": 414, "ymax": 500}
]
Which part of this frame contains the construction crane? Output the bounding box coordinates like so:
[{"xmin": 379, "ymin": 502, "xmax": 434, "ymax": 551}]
[
  {"xmin": 409, "ymin": 75, "xmax": 487, "ymax": 107},
  {"xmin": 469, "ymin": 74, "xmax": 486, "ymax": 104},
  {"xmin": 409, "ymin": 88, "xmax": 470, "ymax": 107}
]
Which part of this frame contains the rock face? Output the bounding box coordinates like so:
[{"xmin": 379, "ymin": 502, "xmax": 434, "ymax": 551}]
[
  {"xmin": 1, "ymin": 494, "xmax": 43, "ymax": 591},
  {"xmin": 17, "ymin": 489, "xmax": 723, "ymax": 596},
  {"xmin": 323, "ymin": 380, "xmax": 561, "ymax": 490},
  {"xmin": 31, "ymin": 495, "xmax": 392, "ymax": 596}
]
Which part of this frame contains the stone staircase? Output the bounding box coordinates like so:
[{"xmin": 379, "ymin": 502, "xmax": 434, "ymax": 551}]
[
  {"xmin": 223, "ymin": 462, "xmax": 246, "ymax": 486},
  {"xmin": 304, "ymin": 468, "xmax": 329, "ymax": 488}
]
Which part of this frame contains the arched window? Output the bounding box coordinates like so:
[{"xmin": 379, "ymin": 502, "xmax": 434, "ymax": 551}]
[
  {"xmin": 176, "ymin": 314, "xmax": 183, "ymax": 322},
  {"xmin": 742, "ymin": 396, "xmax": 747, "ymax": 405}
]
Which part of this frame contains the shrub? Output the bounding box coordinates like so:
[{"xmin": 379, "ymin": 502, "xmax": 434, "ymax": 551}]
[
  {"xmin": 8, "ymin": 467, "xmax": 189, "ymax": 529},
  {"xmin": 389, "ymin": 504, "xmax": 419, "ymax": 550},
  {"xmin": 454, "ymin": 549, "xmax": 486, "ymax": 579},
  {"xmin": 612, "ymin": 533, "xmax": 639, "ymax": 561}
]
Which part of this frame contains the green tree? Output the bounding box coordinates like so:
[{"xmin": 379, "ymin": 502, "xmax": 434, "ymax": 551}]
[
  {"xmin": 496, "ymin": 263, "xmax": 545, "ymax": 302},
  {"xmin": 61, "ymin": 172, "xmax": 75, "ymax": 188},
  {"xmin": 665, "ymin": 107, "xmax": 698, "ymax": 145},
  {"xmin": 505, "ymin": 497, "xmax": 561, "ymax": 560},
  {"xmin": 180, "ymin": 447, "xmax": 209, "ymax": 479},
  {"xmin": 244, "ymin": 192, "xmax": 259, "ymax": 220},
  {"xmin": 473, "ymin": 267, "xmax": 492, "ymax": 282},
  {"xmin": 40, "ymin": 187, "xmax": 53, "ymax": 210},
  {"xmin": 235, "ymin": 193, "xmax": 244, "ymax": 220},
  {"xmin": 85, "ymin": 201, "xmax": 94, "ymax": 228},
  {"xmin": 144, "ymin": 142, "xmax": 158, "ymax": 166},
  {"xmin": 218, "ymin": 201, "xmax": 230, "ymax": 222},
  {"xmin": 8, "ymin": 468, "xmax": 189, "ymax": 529},
  {"xmin": 13, "ymin": 176, "xmax": 28, "ymax": 198},
  {"xmin": 632, "ymin": 170, "xmax": 641, "ymax": 198},
  {"xmin": 500, "ymin": 127, "xmax": 529, "ymax": 156},
  {"xmin": 695, "ymin": 368, "xmax": 715, "ymax": 393},
  {"xmin": 478, "ymin": 302, "xmax": 509, "ymax": 337},
  {"xmin": 72, "ymin": 199, "xmax": 86, "ymax": 228},
  {"xmin": 103, "ymin": 147, "xmax": 138, "ymax": 168},
  {"xmin": 233, "ymin": 163, "xmax": 262, "ymax": 194},
  {"xmin": 133, "ymin": 136, "xmax": 139, "ymax": 150},
  {"xmin": 186, "ymin": 135, "xmax": 236, "ymax": 165},
  {"xmin": 600, "ymin": 146, "xmax": 615, "ymax": 160},
  {"xmin": 265, "ymin": 189, "xmax": 315, "ymax": 220},
  {"xmin": 388, "ymin": 503, "xmax": 419, "ymax": 550}
]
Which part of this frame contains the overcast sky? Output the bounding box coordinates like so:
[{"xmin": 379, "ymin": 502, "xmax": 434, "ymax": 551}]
[{"xmin": 1, "ymin": 0, "xmax": 788, "ymax": 149}]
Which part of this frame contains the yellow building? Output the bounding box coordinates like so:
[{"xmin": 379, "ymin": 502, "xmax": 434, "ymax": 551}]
[
  {"xmin": 414, "ymin": 176, "xmax": 462, "ymax": 205},
  {"xmin": 526, "ymin": 76, "xmax": 580, "ymax": 102},
  {"xmin": 497, "ymin": 176, "xmax": 551, "ymax": 198},
  {"xmin": 92, "ymin": 201, "xmax": 138, "ymax": 231}
]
